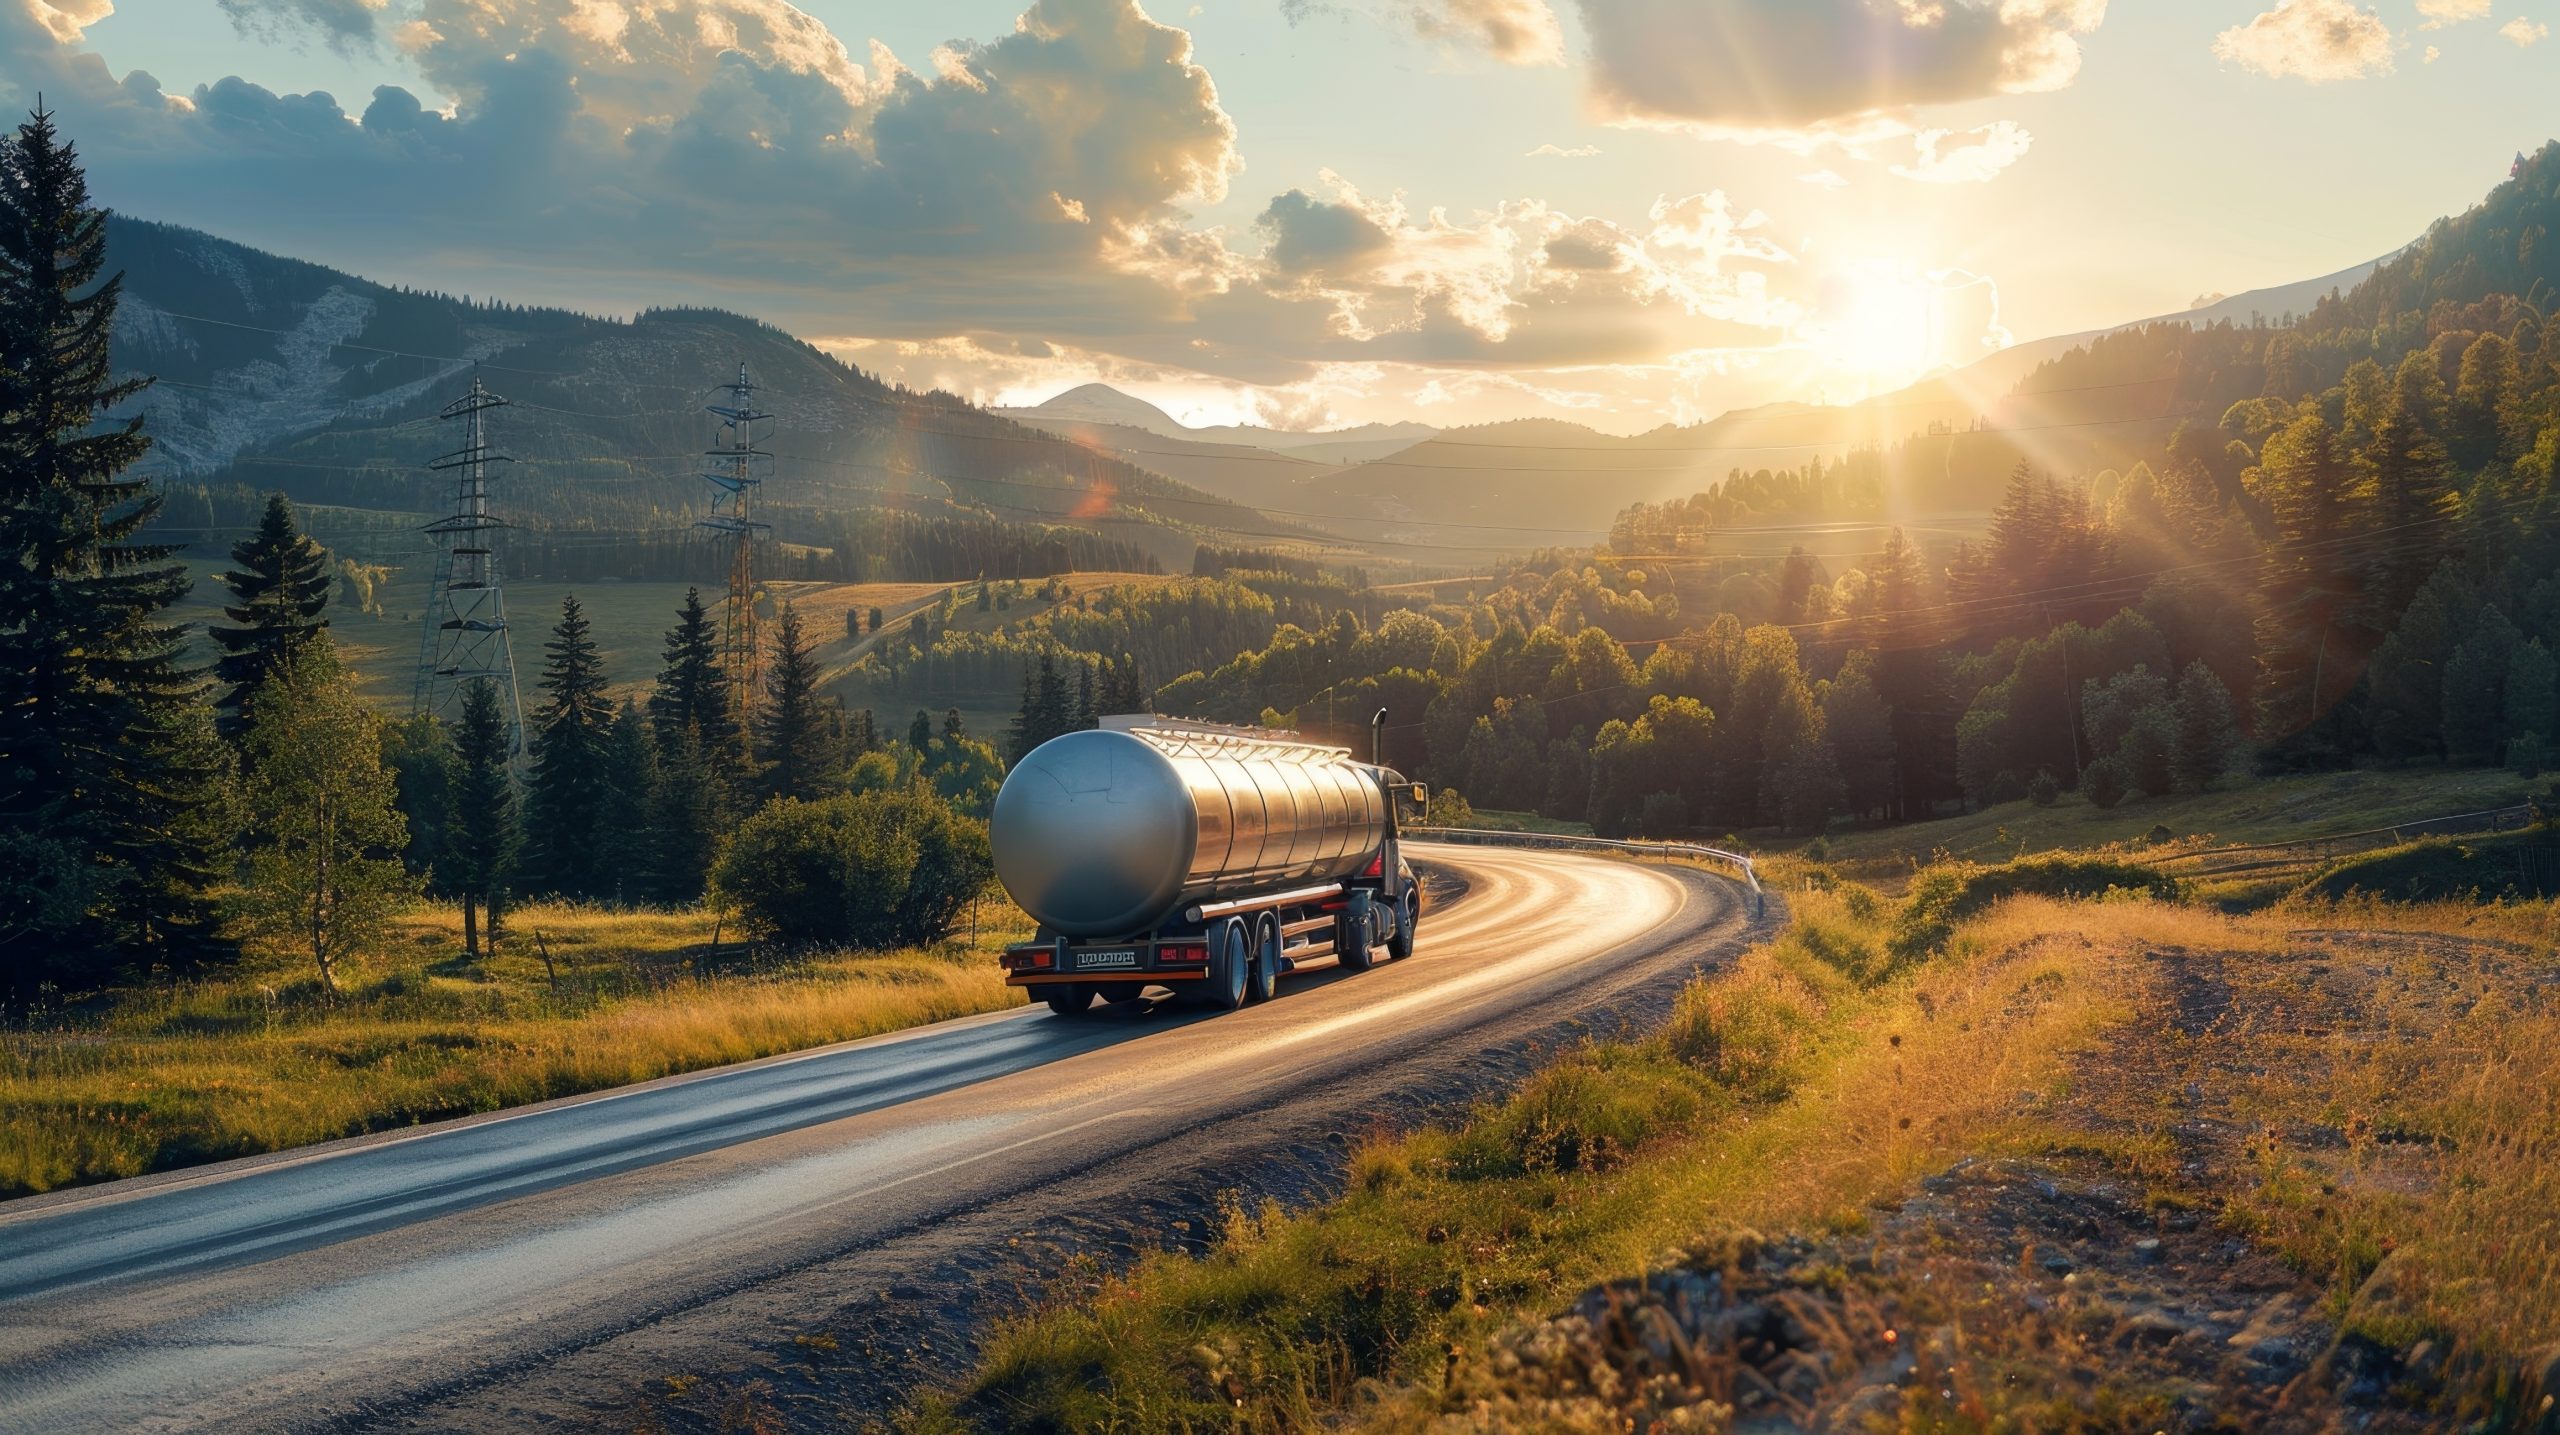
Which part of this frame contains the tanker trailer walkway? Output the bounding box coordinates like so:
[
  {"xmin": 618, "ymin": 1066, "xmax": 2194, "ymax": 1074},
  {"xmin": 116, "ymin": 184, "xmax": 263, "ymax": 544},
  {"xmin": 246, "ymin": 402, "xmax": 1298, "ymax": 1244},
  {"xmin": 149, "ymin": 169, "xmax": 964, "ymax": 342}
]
[{"xmin": 0, "ymin": 843, "xmax": 1767, "ymax": 1433}]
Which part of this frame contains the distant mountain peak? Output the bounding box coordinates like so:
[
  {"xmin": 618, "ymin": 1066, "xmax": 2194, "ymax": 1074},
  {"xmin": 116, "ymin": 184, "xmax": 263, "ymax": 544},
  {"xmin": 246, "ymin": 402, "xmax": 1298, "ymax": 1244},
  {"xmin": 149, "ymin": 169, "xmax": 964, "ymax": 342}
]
[{"xmin": 1021, "ymin": 383, "xmax": 1188, "ymax": 438}]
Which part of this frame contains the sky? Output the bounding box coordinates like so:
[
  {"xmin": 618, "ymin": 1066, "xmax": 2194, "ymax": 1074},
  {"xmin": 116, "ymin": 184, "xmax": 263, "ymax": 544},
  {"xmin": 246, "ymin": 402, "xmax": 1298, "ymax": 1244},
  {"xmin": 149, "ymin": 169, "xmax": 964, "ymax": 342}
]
[{"xmin": 3, "ymin": 0, "xmax": 2553, "ymax": 433}]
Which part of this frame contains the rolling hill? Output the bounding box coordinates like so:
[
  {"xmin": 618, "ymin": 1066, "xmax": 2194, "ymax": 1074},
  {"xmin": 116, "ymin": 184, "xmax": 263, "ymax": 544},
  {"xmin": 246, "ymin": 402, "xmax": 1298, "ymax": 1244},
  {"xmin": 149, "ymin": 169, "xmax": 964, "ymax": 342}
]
[
  {"xmin": 995, "ymin": 256, "xmax": 2398, "ymax": 547},
  {"xmin": 103, "ymin": 216, "xmax": 1289, "ymax": 575}
]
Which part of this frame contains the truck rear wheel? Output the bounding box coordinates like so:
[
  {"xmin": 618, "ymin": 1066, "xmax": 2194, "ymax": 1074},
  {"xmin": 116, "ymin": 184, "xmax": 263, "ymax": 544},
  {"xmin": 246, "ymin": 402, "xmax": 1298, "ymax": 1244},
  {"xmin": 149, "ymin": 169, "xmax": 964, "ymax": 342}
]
[
  {"xmin": 1246, "ymin": 914, "xmax": 1280, "ymax": 1004},
  {"xmin": 1202, "ymin": 918, "xmax": 1251, "ymax": 1011},
  {"xmin": 1388, "ymin": 889, "xmax": 1418, "ymax": 961},
  {"xmin": 1043, "ymin": 983, "xmax": 1096, "ymax": 1016},
  {"xmin": 1335, "ymin": 907, "xmax": 1376, "ymax": 973}
]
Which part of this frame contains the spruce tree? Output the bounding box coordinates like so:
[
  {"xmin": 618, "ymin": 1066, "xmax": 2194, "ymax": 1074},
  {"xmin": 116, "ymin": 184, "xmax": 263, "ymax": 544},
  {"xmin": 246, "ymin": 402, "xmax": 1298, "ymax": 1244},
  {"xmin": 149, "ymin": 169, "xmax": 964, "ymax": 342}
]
[
  {"xmin": 1003, "ymin": 667, "xmax": 1033, "ymax": 760},
  {"xmin": 210, "ymin": 493, "xmax": 332, "ymax": 740},
  {"xmin": 522, "ymin": 595, "xmax": 618, "ymax": 900},
  {"xmin": 2507, "ymin": 639, "xmax": 2558, "ymax": 754},
  {"xmin": 602, "ymin": 698, "xmax": 657, "ymax": 903},
  {"xmin": 2170, "ymin": 662, "xmax": 2240, "ymax": 793},
  {"xmin": 646, "ymin": 724, "xmax": 721, "ymax": 905},
  {"xmin": 2443, "ymin": 607, "xmax": 2522, "ymax": 762},
  {"xmin": 2361, "ymin": 356, "xmax": 2457, "ymax": 625},
  {"xmin": 911, "ymin": 707, "xmax": 935, "ymax": 753},
  {"xmin": 756, "ymin": 603, "xmax": 841, "ymax": 804},
  {"xmin": 443, "ymin": 679, "xmax": 519, "ymax": 959},
  {"xmin": 647, "ymin": 587, "xmax": 739, "ymax": 767},
  {"xmin": 2251, "ymin": 413, "xmax": 2361, "ymax": 742},
  {"xmin": 0, "ymin": 106, "xmax": 228, "ymax": 985}
]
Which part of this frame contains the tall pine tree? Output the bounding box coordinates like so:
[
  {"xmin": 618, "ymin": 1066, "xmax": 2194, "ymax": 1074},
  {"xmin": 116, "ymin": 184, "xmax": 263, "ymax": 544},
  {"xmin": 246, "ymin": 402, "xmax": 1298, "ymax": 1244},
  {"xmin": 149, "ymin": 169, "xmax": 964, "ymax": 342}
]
[
  {"xmin": 209, "ymin": 493, "xmax": 332, "ymax": 740},
  {"xmin": 647, "ymin": 586, "xmax": 740, "ymax": 766},
  {"xmin": 522, "ymin": 595, "xmax": 618, "ymax": 900},
  {"xmin": 756, "ymin": 603, "xmax": 841, "ymax": 804},
  {"xmin": 0, "ymin": 106, "xmax": 229, "ymax": 985},
  {"xmin": 2251, "ymin": 412, "xmax": 2362, "ymax": 746},
  {"xmin": 443, "ymin": 679, "xmax": 519, "ymax": 959}
]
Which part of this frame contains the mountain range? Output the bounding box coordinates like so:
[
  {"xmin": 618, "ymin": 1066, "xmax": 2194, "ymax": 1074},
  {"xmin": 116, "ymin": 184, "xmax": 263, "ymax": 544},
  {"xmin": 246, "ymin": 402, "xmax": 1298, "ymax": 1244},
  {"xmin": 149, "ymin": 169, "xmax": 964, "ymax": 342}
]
[
  {"xmin": 103, "ymin": 216, "xmax": 1277, "ymax": 572},
  {"xmin": 97, "ymin": 197, "xmax": 2409, "ymax": 570},
  {"xmin": 975, "ymin": 255, "xmax": 2392, "ymax": 546}
]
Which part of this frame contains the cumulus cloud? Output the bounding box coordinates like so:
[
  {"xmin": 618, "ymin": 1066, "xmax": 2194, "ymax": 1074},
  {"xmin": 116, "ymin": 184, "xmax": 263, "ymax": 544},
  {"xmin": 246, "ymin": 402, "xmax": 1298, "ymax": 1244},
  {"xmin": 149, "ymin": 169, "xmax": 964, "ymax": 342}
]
[
  {"xmin": 1404, "ymin": 0, "xmax": 1566, "ymax": 64},
  {"xmin": 1, "ymin": 0, "xmax": 2011, "ymax": 428},
  {"xmin": 2415, "ymin": 0, "xmax": 2489, "ymax": 27},
  {"xmin": 218, "ymin": 0, "xmax": 389, "ymax": 51},
  {"xmin": 2212, "ymin": 0, "xmax": 2396, "ymax": 82},
  {"xmin": 2501, "ymin": 16, "xmax": 2548, "ymax": 45},
  {"xmin": 1571, "ymin": 0, "xmax": 2107, "ymax": 141},
  {"xmin": 1526, "ymin": 142, "xmax": 1600, "ymax": 157},
  {"xmin": 22, "ymin": 0, "xmax": 113, "ymax": 44},
  {"xmin": 1890, "ymin": 121, "xmax": 2032, "ymax": 184}
]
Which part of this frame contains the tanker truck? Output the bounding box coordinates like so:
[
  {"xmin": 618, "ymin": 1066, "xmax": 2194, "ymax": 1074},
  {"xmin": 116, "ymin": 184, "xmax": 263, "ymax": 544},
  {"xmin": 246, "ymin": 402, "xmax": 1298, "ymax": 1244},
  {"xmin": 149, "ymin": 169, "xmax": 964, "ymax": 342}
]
[{"xmin": 991, "ymin": 716, "xmax": 1429, "ymax": 1016}]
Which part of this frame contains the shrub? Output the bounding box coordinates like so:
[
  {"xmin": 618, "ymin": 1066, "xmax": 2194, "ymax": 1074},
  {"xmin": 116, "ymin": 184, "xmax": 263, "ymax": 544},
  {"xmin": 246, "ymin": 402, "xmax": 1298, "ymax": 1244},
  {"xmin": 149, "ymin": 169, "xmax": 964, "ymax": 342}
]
[
  {"xmin": 1637, "ymin": 791, "xmax": 1688, "ymax": 837},
  {"xmin": 1984, "ymin": 770, "xmax": 2028, "ymax": 807},
  {"xmin": 1422, "ymin": 788, "xmax": 1476, "ymax": 827},
  {"xmin": 2027, "ymin": 769, "xmax": 2061, "ymax": 807},
  {"xmin": 2295, "ymin": 833, "xmax": 2559, "ymax": 903},
  {"xmin": 1890, "ymin": 854, "xmax": 2179, "ymax": 964},
  {"xmin": 2079, "ymin": 757, "xmax": 2130, "ymax": 810},
  {"xmin": 1448, "ymin": 1050, "xmax": 1703, "ymax": 1177},
  {"xmin": 711, "ymin": 789, "xmax": 992, "ymax": 949},
  {"xmin": 1661, "ymin": 958, "xmax": 1823, "ymax": 1102},
  {"xmin": 2511, "ymin": 731, "xmax": 2546, "ymax": 779}
]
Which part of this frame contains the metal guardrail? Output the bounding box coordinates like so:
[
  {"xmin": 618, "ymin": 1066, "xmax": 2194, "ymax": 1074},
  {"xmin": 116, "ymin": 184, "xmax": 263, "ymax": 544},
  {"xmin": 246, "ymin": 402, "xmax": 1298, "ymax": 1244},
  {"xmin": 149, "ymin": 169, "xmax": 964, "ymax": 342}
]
[{"xmin": 1407, "ymin": 827, "xmax": 1765, "ymax": 917}]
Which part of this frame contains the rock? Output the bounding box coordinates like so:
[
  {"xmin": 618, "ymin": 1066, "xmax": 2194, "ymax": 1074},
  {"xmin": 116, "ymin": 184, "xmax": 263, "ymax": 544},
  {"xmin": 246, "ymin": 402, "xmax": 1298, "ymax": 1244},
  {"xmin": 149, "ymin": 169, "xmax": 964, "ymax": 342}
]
[
  {"xmin": 2132, "ymin": 1237, "xmax": 2165, "ymax": 1265},
  {"xmin": 2530, "ymin": 1342, "xmax": 2560, "ymax": 1405},
  {"xmin": 2115, "ymin": 1310, "xmax": 2192, "ymax": 1349},
  {"xmin": 2042, "ymin": 1253, "xmax": 2076, "ymax": 1275}
]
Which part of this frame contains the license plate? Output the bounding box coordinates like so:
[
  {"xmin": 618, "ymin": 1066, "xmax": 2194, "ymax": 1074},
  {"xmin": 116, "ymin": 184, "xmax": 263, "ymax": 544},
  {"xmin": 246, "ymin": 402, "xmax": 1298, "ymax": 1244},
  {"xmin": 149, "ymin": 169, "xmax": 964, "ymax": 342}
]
[{"xmin": 1076, "ymin": 948, "xmax": 1140, "ymax": 971}]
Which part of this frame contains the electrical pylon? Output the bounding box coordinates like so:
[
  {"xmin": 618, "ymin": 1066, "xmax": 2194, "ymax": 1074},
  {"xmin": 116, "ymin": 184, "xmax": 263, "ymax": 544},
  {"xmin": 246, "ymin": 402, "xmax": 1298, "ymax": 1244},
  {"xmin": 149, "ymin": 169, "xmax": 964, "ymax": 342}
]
[
  {"xmin": 416, "ymin": 376, "xmax": 525, "ymax": 753},
  {"xmin": 699, "ymin": 363, "xmax": 772, "ymax": 711}
]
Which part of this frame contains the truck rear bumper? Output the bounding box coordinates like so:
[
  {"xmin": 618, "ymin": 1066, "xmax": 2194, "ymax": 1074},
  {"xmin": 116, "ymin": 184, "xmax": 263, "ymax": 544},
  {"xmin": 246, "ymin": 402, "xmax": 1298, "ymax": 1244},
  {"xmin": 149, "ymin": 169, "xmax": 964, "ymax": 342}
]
[{"xmin": 1006, "ymin": 970, "xmax": 1202, "ymax": 989}]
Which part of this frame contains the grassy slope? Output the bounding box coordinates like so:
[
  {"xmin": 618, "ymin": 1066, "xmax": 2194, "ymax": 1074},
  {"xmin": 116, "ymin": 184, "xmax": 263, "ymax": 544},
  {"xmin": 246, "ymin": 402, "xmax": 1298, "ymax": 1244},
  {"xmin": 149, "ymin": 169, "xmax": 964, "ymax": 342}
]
[
  {"xmin": 1825, "ymin": 766, "xmax": 2532, "ymax": 869},
  {"xmin": 1, "ymin": 901, "xmax": 1031, "ymax": 1199},
  {"xmin": 898, "ymin": 856, "xmax": 2560, "ymax": 1433}
]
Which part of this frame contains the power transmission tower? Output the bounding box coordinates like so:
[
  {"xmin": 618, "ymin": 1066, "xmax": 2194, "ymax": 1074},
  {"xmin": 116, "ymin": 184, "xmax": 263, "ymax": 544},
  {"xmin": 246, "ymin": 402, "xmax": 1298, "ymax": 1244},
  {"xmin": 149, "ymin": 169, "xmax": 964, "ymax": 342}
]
[
  {"xmin": 699, "ymin": 363, "xmax": 772, "ymax": 713},
  {"xmin": 416, "ymin": 376, "xmax": 525, "ymax": 752}
]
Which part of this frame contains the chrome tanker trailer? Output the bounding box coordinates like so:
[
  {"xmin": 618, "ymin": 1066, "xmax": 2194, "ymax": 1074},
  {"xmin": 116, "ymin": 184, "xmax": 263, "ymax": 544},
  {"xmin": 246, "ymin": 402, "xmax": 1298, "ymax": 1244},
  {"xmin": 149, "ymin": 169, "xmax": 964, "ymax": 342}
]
[{"xmin": 991, "ymin": 716, "xmax": 1428, "ymax": 1015}]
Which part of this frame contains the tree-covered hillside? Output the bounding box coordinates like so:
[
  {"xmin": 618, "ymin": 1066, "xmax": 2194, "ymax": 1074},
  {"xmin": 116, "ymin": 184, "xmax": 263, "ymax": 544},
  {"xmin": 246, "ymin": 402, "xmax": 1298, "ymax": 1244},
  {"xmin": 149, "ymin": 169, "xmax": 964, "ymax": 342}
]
[{"xmin": 102, "ymin": 215, "xmax": 1281, "ymax": 575}]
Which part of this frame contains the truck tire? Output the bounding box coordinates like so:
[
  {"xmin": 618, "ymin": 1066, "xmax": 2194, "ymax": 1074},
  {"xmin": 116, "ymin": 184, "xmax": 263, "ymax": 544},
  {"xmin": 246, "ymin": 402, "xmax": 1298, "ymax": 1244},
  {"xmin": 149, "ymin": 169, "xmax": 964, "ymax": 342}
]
[
  {"xmin": 1246, "ymin": 913, "xmax": 1280, "ymax": 1004},
  {"xmin": 1335, "ymin": 906, "xmax": 1376, "ymax": 973},
  {"xmin": 1100, "ymin": 984, "xmax": 1147, "ymax": 1005},
  {"xmin": 1043, "ymin": 983, "xmax": 1095, "ymax": 1016},
  {"xmin": 1388, "ymin": 888, "xmax": 1418, "ymax": 961},
  {"xmin": 1202, "ymin": 918, "xmax": 1251, "ymax": 1011}
]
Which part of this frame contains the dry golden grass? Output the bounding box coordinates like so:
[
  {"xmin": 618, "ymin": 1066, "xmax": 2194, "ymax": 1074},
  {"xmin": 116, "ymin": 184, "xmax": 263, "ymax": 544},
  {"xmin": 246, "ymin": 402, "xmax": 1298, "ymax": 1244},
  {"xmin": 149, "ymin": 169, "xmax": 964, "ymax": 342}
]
[
  {"xmin": 0, "ymin": 899, "xmax": 1029, "ymax": 1199},
  {"xmin": 906, "ymin": 882, "xmax": 2134, "ymax": 1431},
  {"xmin": 908, "ymin": 866, "xmax": 2560, "ymax": 1432}
]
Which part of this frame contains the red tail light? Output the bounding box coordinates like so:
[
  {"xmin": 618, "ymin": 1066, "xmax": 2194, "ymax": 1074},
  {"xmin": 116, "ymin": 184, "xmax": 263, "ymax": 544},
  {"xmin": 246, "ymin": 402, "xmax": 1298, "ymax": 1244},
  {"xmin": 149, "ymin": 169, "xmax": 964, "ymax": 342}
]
[
  {"xmin": 1161, "ymin": 944, "xmax": 1209, "ymax": 966},
  {"xmin": 1362, "ymin": 852, "xmax": 1384, "ymax": 878}
]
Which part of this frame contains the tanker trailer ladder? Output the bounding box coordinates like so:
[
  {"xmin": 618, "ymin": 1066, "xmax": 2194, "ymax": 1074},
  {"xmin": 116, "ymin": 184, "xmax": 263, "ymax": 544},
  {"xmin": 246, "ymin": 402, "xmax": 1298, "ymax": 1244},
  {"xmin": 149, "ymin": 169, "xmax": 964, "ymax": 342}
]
[{"xmin": 1402, "ymin": 828, "xmax": 1766, "ymax": 920}]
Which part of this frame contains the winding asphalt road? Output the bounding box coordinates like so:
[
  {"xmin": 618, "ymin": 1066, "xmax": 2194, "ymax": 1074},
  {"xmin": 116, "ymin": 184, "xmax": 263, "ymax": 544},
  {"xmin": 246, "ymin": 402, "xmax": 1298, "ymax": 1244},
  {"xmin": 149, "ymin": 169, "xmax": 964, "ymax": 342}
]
[{"xmin": 0, "ymin": 844, "xmax": 1759, "ymax": 1431}]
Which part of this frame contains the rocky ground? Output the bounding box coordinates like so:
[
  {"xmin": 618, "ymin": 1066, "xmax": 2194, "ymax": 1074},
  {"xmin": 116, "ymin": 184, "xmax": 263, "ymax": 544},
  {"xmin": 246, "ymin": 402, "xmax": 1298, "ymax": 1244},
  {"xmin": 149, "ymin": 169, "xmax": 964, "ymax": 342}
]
[{"xmin": 1411, "ymin": 930, "xmax": 2560, "ymax": 1433}]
